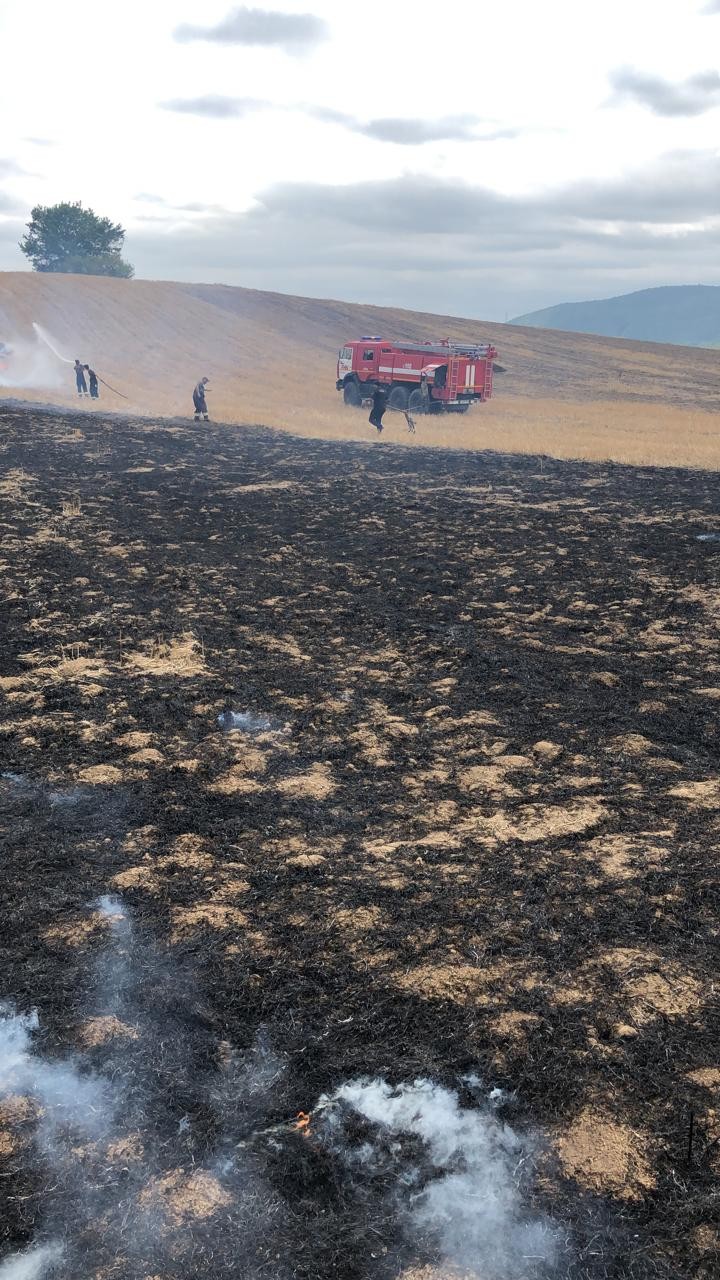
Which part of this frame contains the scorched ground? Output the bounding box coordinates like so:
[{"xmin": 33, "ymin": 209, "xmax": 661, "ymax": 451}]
[{"xmin": 0, "ymin": 404, "xmax": 718, "ymax": 1279}]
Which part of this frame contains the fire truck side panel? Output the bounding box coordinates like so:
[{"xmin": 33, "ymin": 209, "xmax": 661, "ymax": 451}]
[{"xmin": 337, "ymin": 338, "xmax": 496, "ymax": 408}]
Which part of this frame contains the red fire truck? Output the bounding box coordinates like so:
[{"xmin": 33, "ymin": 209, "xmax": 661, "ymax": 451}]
[{"xmin": 336, "ymin": 336, "xmax": 498, "ymax": 414}]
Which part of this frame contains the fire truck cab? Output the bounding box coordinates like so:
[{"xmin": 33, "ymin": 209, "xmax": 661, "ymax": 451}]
[{"xmin": 336, "ymin": 336, "xmax": 498, "ymax": 414}]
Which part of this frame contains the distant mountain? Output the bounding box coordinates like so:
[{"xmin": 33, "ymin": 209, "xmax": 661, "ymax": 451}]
[{"xmin": 513, "ymin": 285, "xmax": 720, "ymax": 348}]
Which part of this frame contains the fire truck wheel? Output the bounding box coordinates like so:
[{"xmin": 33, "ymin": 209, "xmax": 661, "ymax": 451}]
[
  {"xmin": 343, "ymin": 381, "xmax": 362, "ymax": 407},
  {"xmin": 388, "ymin": 385, "xmax": 409, "ymax": 410},
  {"xmin": 408, "ymin": 389, "xmax": 427, "ymax": 414}
]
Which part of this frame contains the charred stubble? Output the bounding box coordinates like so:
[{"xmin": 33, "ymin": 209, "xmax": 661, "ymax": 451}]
[{"xmin": 0, "ymin": 405, "xmax": 719, "ymax": 1279}]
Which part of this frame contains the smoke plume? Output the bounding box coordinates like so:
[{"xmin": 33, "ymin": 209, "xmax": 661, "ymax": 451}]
[
  {"xmin": 321, "ymin": 1078, "xmax": 559, "ymax": 1279},
  {"xmin": 0, "ymin": 1006, "xmax": 109, "ymax": 1138},
  {"xmin": 0, "ymin": 1245, "xmax": 63, "ymax": 1280},
  {"xmin": 0, "ymin": 898, "xmax": 287, "ymax": 1279},
  {"xmin": 0, "ymin": 325, "xmax": 66, "ymax": 391},
  {"xmin": 0, "ymin": 898, "xmax": 564, "ymax": 1279}
]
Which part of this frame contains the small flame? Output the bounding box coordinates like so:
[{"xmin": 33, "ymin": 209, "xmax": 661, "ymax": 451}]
[{"xmin": 295, "ymin": 1110, "xmax": 311, "ymax": 1136}]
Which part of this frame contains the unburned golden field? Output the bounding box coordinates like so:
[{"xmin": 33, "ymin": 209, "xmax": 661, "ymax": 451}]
[{"xmin": 1, "ymin": 270, "xmax": 719, "ymax": 466}]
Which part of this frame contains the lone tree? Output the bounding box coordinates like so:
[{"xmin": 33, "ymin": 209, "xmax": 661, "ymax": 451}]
[{"xmin": 19, "ymin": 201, "xmax": 134, "ymax": 277}]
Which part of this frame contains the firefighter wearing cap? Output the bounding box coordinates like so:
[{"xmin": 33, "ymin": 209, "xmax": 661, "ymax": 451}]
[{"xmin": 193, "ymin": 376, "xmax": 210, "ymax": 421}]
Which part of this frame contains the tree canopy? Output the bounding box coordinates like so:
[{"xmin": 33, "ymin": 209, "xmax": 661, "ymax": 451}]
[{"xmin": 19, "ymin": 202, "xmax": 134, "ymax": 277}]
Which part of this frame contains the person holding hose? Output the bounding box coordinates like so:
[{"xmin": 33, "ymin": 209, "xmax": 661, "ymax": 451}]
[
  {"xmin": 193, "ymin": 376, "xmax": 210, "ymax": 422},
  {"xmin": 74, "ymin": 359, "xmax": 87, "ymax": 397}
]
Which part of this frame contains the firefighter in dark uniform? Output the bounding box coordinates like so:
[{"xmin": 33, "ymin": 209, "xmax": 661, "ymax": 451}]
[
  {"xmin": 193, "ymin": 376, "xmax": 210, "ymax": 421},
  {"xmin": 368, "ymin": 384, "xmax": 388, "ymax": 433}
]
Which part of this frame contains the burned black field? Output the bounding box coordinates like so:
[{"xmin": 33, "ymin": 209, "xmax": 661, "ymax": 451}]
[{"xmin": 0, "ymin": 404, "xmax": 719, "ymax": 1280}]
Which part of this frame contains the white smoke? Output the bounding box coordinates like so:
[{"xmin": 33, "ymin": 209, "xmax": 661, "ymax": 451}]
[
  {"xmin": 0, "ymin": 1006, "xmax": 107, "ymax": 1279},
  {"xmin": 0, "ymin": 1007, "xmax": 110, "ymax": 1138},
  {"xmin": 0, "ymin": 899, "xmax": 288, "ymax": 1278},
  {"xmin": 0, "ymin": 1245, "xmax": 63, "ymax": 1280},
  {"xmin": 94, "ymin": 893, "xmax": 129, "ymax": 929},
  {"xmin": 0, "ymin": 326, "xmax": 66, "ymax": 391},
  {"xmin": 0, "ymin": 900, "xmax": 565, "ymax": 1279},
  {"xmin": 217, "ymin": 709, "xmax": 280, "ymax": 734},
  {"xmin": 324, "ymin": 1078, "xmax": 559, "ymax": 1279}
]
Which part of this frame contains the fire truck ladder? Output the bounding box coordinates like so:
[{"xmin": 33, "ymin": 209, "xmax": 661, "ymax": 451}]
[
  {"xmin": 448, "ymin": 357, "xmax": 461, "ymax": 402},
  {"xmin": 483, "ymin": 357, "xmax": 493, "ymax": 398},
  {"xmin": 388, "ymin": 341, "xmax": 493, "ymax": 357}
]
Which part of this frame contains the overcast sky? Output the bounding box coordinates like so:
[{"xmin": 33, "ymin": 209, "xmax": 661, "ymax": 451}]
[{"xmin": 0, "ymin": 0, "xmax": 719, "ymax": 319}]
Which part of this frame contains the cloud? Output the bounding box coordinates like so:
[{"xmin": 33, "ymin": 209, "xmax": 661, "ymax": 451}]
[
  {"xmin": 159, "ymin": 95, "xmax": 514, "ymax": 144},
  {"xmin": 0, "ymin": 215, "xmax": 29, "ymax": 270},
  {"xmin": 233, "ymin": 151, "xmax": 720, "ymax": 233},
  {"xmin": 124, "ymin": 151, "xmax": 720, "ymax": 319},
  {"xmin": 0, "ymin": 213, "xmax": 25, "ymax": 233},
  {"xmin": 553, "ymin": 150, "xmax": 720, "ymax": 222},
  {"xmin": 305, "ymin": 106, "xmax": 515, "ymax": 144},
  {"xmin": 610, "ymin": 66, "xmax": 720, "ymax": 116},
  {"xmin": 0, "ymin": 191, "xmax": 25, "ymax": 215},
  {"xmin": 134, "ymin": 193, "xmax": 232, "ymax": 217},
  {"xmin": 160, "ymin": 94, "xmax": 267, "ymax": 118},
  {"xmin": 0, "ymin": 158, "xmax": 28, "ymax": 179},
  {"xmin": 703, "ymin": 1, "xmax": 720, "ymax": 11},
  {"xmin": 174, "ymin": 6, "xmax": 328, "ymax": 53},
  {"xmin": 365, "ymin": 119, "xmax": 516, "ymax": 145}
]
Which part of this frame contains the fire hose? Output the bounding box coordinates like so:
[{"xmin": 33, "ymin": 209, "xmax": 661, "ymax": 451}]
[
  {"xmin": 97, "ymin": 376, "xmax": 129, "ymax": 400},
  {"xmin": 32, "ymin": 323, "xmax": 130, "ymax": 400}
]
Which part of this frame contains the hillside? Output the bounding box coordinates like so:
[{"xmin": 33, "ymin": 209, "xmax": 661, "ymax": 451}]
[
  {"xmin": 1, "ymin": 272, "xmax": 720, "ymax": 467},
  {"xmin": 513, "ymin": 284, "xmax": 720, "ymax": 348}
]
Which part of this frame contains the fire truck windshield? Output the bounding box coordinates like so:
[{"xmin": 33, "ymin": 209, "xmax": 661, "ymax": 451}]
[{"xmin": 339, "ymin": 347, "xmax": 352, "ymax": 360}]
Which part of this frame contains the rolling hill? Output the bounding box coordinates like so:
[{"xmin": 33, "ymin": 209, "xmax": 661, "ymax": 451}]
[
  {"xmin": 513, "ymin": 284, "xmax": 720, "ymax": 348},
  {"xmin": 1, "ymin": 271, "xmax": 719, "ymax": 467}
]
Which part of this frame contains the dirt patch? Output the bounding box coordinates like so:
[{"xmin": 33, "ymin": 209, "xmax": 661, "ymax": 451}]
[
  {"xmin": 474, "ymin": 799, "xmax": 608, "ymax": 844},
  {"xmin": 686, "ymin": 1067, "xmax": 720, "ymax": 1090},
  {"xmin": 139, "ymin": 1170, "xmax": 231, "ymax": 1226},
  {"xmin": 557, "ymin": 1109, "xmax": 655, "ymax": 1199},
  {"xmin": 276, "ymin": 763, "xmax": 336, "ymax": 800},
  {"xmin": 170, "ymin": 903, "xmax": 249, "ymax": 940},
  {"xmin": 586, "ymin": 831, "xmax": 670, "ymax": 880},
  {"xmin": 668, "ymin": 779, "xmax": 720, "ymax": 807},
  {"xmin": 491, "ymin": 1011, "xmax": 543, "ymax": 1039},
  {"xmin": 78, "ymin": 1016, "xmax": 140, "ymax": 1048},
  {"xmin": 127, "ymin": 634, "xmax": 206, "ymax": 678},
  {"xmin": 115, "ymin": 731, "xmax": 155, "ymax": 749},
  {"xmin": 159, "ymin": 834, "xmax": 215, "ymax": 871},
  {"xmin": 77, "ymin": 764, "xmax": 124, "ymax": 784},
  {"xmin": 599, "ymin": 947, "xmax": 702, "ymax": 1023},
  {"xmin": 331, "ymin": 906, "xmax": 385, "ymax": 933}
]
